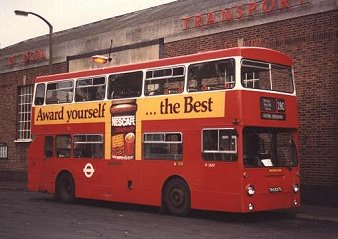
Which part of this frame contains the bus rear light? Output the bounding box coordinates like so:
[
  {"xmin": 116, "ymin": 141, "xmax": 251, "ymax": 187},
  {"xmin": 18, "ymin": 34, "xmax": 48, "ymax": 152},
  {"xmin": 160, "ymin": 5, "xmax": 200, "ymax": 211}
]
[
  {"xmin": 248, "ymin": 203, "xmax": 254, "ymax": 211},
  {"xmin": 293, "ymin": 200, "xmax": 298, "ymax": 207},
  {"xmin": 246, "ymin": 184, "xmax": 255, "ymax": 196},
  {"xmin": 293, "ymin": 184, "xmax": 300, "ymax": 193}
]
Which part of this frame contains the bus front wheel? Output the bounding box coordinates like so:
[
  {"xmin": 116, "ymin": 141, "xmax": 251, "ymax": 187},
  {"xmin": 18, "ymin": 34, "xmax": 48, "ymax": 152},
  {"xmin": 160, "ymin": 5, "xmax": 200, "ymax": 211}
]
[
  {"xmin": 163, "ymin": 178, "xmax": 191, "ymax": 216},
  {"xmin": 56, "ymin": 172, "xmax": 75, "ymax": 203}
]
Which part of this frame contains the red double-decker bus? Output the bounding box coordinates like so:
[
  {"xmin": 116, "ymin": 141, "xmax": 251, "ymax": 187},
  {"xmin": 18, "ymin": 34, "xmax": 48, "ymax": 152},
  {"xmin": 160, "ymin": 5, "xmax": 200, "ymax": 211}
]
[{"xmin": 28, "ymin": 47, "xmax": 300, "ymax": 216}]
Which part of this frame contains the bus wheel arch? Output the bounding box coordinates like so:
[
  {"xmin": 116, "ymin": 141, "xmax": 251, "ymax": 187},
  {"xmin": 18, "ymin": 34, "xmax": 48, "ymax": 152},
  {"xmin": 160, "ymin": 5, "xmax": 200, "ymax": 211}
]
[
  {"xmin": 55, "ymin": 171, "xmax": 75, "ymax": 203},
  {"xmin": 162, "ymin": 176, "xmax": 191, "ymax": 216}
]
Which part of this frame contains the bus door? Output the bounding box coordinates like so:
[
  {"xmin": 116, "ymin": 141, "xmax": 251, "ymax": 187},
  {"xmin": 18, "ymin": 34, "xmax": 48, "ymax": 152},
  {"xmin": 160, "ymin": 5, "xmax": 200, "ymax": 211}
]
[
  {"xmin": 200, "ymin": 128, "xmax": 241, "ymax": 211},
  {"xmin": 27, "ymin": 134, "xmax": 44, "ymax": 191},
  {"xmin": 43, "ymin": 134, "xmax": 71, "ymax": 192}
]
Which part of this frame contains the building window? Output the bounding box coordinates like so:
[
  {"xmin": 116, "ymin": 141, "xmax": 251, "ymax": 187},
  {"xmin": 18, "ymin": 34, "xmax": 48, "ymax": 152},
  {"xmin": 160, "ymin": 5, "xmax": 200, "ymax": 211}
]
[
  {"xmin": 143, "ymin": 132, "xmax": 182, "ymax": 160},
  {"xmin": 17, "ymin": 85, "xmax": 34, "ymax": 141},
  {"xmin": 0, "ymin": 143, "xmax": 8, "ymax": 159}
]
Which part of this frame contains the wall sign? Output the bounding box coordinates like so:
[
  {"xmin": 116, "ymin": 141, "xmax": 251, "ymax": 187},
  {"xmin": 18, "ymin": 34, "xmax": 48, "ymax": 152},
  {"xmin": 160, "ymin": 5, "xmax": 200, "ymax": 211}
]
[
  {"xmin": 7, "ymin": 49, "xmax": 46, "ymax": 67},
  {"xmin": 182, "ymin": 0, "xmax": 306, "ymax": 30}
]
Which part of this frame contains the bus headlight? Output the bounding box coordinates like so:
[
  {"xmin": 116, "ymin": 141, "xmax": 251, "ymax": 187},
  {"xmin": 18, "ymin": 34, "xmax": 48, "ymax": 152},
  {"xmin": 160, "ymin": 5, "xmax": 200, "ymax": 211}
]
[
  {"xmin": 247, "ymin": 185, "xmax": 255, "ymax": 196},
  {"xmin": 293, "ymin": 184, "xmax": 300, "ymax": 193}
]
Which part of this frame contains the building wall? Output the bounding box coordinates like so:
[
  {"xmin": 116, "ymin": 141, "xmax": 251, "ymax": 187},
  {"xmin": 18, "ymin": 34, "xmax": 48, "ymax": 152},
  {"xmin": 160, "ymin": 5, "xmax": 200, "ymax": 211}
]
[
  {"xmin": 0, "ymin": 62, "xmax": 67, "ymax": 180},
  {"xmin": 69, "ymin": 42, "xmax": 162, "ymax": 72},
  {"xmin": 164, "ymin": 10, "xmax": 338, "ymax": 205}
]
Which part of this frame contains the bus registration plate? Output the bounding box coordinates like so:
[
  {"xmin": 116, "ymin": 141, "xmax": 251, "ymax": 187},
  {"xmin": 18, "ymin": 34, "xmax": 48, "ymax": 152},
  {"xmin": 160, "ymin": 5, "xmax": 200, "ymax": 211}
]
[{"xmin": 269, "ymin": 187, "xmax": 283, "ymax": 193}]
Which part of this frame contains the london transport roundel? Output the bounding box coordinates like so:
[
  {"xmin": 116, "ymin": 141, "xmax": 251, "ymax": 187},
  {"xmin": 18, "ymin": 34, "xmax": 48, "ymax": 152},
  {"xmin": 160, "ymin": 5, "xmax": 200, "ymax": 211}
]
[{"xmin": 83, "ymin": 163, "xmax": 95, "ymax": 178}]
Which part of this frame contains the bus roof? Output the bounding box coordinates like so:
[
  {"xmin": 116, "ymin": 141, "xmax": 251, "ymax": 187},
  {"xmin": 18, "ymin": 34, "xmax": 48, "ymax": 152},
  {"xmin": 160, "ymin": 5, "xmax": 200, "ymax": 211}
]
[{"xmin": 35, "ymin": 47, "xmax": 292, "ymax": 83}]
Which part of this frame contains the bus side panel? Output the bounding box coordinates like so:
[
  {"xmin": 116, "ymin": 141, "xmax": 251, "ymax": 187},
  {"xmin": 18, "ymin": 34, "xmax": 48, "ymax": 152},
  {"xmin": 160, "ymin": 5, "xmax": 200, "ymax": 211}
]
[
  {"xmin": 71, "ymin": 160, "xmax": 144, "ymax": 205},
  {"xmin": 102, "ymin": 160, "xmax": 144, "ymax": 205}
]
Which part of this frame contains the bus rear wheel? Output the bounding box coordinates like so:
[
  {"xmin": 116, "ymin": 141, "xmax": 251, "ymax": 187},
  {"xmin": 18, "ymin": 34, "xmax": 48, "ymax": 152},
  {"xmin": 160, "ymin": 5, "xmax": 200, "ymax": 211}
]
[
  {"xmin": 56, "ymin": 172, "xmax": 75, "ymax": 203},
  {"xmin": 163, "ymin": 178, "xmax": 191, "ymax": 216}
]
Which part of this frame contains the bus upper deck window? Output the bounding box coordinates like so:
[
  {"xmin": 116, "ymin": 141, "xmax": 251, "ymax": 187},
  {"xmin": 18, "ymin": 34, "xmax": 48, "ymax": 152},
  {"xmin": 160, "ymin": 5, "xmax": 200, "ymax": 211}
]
[
  {"xmin": 46, "ymin": 80, "xmax": 73, "ymax": 104},
  {"xmin": 34, "ymin": 83, "xmax": 45, "ymax": 105},
  {"xmin": 241, "ymin": 60, "xmax": 269, "ymax": 90},
  {"xmin": 108, "ymin": 71, "xmax": 142, "ymax": 99},
  {"xmin": 144, "ymin": 66, "xmax": 185, "ymax": 96},
  {"xmin": 75, "ymin": 77, "xmax": 106, "ymax": 102},
  {"xmin": 241, "ymin": 60, "xmax": 294, "ymax": 93},
  {"xmin": 187, "ymin": 59, "xmax": 235, "ymax": 92}
]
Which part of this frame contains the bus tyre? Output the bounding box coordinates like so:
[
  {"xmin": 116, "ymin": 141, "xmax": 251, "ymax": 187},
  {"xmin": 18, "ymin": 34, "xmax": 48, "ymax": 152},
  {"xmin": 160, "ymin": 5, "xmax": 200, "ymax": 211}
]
[
  {"xmin": 56, "ymin": 172, "xmax": 75, "ymax": 203},
  {"xmin": 163, "ymin": 178, "xmax": 191, "ymax": 216}
]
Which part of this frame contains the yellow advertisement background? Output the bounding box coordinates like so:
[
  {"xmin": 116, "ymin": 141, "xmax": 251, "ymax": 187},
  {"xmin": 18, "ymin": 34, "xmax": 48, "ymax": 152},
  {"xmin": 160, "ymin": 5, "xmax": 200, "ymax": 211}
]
[
  {"xmin": 34, "ymin": 102, "xmax": 108, "ymax": 125},
  {"xmin": 136, "ymin": 91, "xmax": 226, "ymax": 121},
  {"xmin": 135, "ymin": 91, "xmax": 226, "ymax": 160}
]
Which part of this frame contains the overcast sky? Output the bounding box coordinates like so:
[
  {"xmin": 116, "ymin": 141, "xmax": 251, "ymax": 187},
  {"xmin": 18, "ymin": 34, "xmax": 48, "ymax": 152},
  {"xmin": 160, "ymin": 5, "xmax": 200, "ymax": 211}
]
[{"xmin": 0, "ymin": 0, "xmax": 175, "ymax": 49}]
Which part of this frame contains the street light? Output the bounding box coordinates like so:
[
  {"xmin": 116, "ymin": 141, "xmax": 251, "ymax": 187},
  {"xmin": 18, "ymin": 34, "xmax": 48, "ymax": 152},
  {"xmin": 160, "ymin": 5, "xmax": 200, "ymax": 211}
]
[{"xmin": 14, "ymin": 10, "xmax": 53, "ymax": 74}]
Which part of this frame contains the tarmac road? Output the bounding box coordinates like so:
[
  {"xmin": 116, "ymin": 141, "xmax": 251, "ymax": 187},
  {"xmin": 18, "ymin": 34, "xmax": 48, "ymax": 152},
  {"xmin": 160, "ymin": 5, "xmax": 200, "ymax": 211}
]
[{"xmin": 1, "ymin": 190, "xmax": 338, "ymax": 239}]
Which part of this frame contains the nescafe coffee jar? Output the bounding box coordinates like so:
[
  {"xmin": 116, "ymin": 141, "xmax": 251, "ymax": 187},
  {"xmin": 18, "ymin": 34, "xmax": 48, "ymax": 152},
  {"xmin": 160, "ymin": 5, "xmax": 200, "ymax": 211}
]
[{"xmin": 110, "ymin": 99, "xmax": 137, "ymax": 160}]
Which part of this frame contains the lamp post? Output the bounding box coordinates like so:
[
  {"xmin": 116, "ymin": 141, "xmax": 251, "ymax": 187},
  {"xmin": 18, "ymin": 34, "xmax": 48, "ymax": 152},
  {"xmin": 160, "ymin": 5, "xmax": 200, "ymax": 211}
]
[{"xmin": 14, "ymin": 10, "xmax": 53, "ymax": 74}]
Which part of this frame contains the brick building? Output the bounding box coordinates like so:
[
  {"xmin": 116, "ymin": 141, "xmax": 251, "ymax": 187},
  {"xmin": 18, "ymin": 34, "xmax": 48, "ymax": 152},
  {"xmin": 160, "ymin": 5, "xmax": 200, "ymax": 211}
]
[{"xmin": 0, "ymin": 0, "xmax": 337, "ymax": 205}]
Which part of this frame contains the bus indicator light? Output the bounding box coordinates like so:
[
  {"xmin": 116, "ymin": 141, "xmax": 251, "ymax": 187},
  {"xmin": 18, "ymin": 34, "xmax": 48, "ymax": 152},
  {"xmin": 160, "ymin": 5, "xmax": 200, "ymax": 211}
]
[
  {"xmin": 293, "ymin": 184, "xmax": 300, "ymax": 193},
  {"xmin": 248, "ymin": 203, "xmax": 255, "ymax": 211},
  {"xmin": 247, "ymin": 185, "xmax": 255, "ymax": 196}
]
